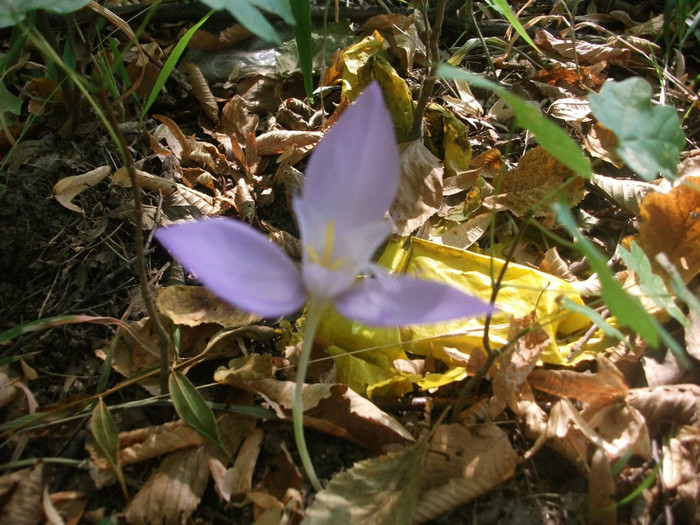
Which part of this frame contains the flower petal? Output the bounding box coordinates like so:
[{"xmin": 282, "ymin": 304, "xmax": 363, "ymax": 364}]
[
  {"xmin": 334, "ymin": 275, "xmax": 494, "ymax": 326},
  {"xmin": 155, "ymin": 218, "xmax": 306, "ymax": 317},
  {"xmin": 298, "ymin": 81, "xmax": 400, "ymax": 229}
]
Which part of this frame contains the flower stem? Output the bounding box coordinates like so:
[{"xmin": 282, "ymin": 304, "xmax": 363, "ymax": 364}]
[{"xmin": 293, "ymin": 299, "xmax": 325, "ymax": 492}]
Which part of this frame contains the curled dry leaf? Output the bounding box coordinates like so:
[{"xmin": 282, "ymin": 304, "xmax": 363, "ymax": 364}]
[
  {"xmin": 637, "ymin": 175, "xmax": 700, "ymax": 283},
  {"xmin": 391, "ymin": 140, "xmax": 443, "ymax": 235},
  {"xmin": 125, "ymin": 446, "xmax": 209, "ymax": 525},
  {"xmin": 186, "ymin": 62, "xmax": 219, "ymax": 125},
  {"xmin": 661, "ymin": 425, "xmax": 700, "ymax": 520},
  {"xmin": 87, "ymin": 420, "xmax": 206, "ymax": 469},
  {"xmin": 534, "ymin": 30, "xmax": 631, "ymax": 66},
  {"xmin": 590, "ymin": 173, "xmax": 657, "ymax": 215},
  {"xmin": 246, "ymin": 379, "xmax": 414, "ymax": 450},
  {"xmin": 255, "ymin": 130, "xmax": 322, "ymax": 156},
  {"xmin": 626, "ymin": 383, "xmax": 700, "ymax": 436},
  {"xmin": 52, "ymin": 165, "xmax": 111, "ymax": 213},
  {"xmin": 528, "ymin": 355, "xmax": 629, "ymax": 406},
  {"xmin": 414, "ymin": 422, "xmax": 518, "ymax": 523}
]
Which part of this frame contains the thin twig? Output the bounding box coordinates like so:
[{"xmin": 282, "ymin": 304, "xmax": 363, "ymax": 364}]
[
  {"xmin": 407, "ymin": 0, "xmax": 448, "ymax": 141},
  {"xmin": 98, "ymin": 90, "xmax": 171, "ymax": 394}
]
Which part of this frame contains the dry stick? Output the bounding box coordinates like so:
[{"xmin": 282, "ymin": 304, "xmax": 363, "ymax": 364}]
[
  {"xmin": 407, "ymin": 0, "xmax": 448, "ymax": 141},
  {"xmin": 450, "ymin": 211, "xmax": 533, "ymax": 422},
  {"xmin": 98, "ymin": 91, "xmax": 171, "ymax": 394}
]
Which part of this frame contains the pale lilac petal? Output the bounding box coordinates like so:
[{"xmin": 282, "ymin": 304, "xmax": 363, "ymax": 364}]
[
  {"xmin": 155, "ymin": 218, "xmax": 306, "ymax": 317},
  {"xmin": 333, "ymin": 275, "xmax": 494, "ymax": 326},
  {"xmin": 293, "ymin": 196, "xmax": 392, "ymax": 301},
  {"xmin": 298, "ymin": 82, "xmax": 400, "ymax": 229}
]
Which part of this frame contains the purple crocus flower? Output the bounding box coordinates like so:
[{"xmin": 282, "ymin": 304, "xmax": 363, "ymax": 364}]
[{"xmin": 155, "ymin": 82, "xmax": 491, "ymax": 326}]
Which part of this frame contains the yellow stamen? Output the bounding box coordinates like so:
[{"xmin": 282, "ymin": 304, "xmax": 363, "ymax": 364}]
[{"xmin": 306, "ymin": 220, "xmax": 345, "ymax": 270}]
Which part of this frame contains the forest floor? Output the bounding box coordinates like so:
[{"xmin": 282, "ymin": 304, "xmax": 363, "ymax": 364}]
[{"xmin": 1, "ymin": 1, "xmax": 699, "ymax": 524}]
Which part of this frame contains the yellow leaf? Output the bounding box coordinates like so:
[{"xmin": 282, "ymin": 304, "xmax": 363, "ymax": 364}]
[{"xmin": 317, "ymin": 237, "xmax": 593, "ymax": 396}]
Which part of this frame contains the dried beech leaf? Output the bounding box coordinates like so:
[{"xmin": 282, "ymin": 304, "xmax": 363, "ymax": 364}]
[
  {"xmin": 489, "ymin": 314, "xmax": 549, "ymax": 417},
  {"xmin": 529, "ymin": 355, "xmax": 628, "ymax": 405},
  {"xmin": 686, "ymin": 310, "xmax": 700, "ymax": 361},
  {"xmin": 637, "ymin": 176, "xmax": 700, "ymax": 283},
  {"xmin": 186, "ymin": 62, "xmax": 219, "ymax": 125},
  {"xmin": 626, "ymin": 384, "xmax": 700, "ymax": 436},
  {"xmin": 534, "ymin": 30, "xmax": 631, "ymax": 66},
  {"xmin": 539, "ymin": 247, "xmax": 577, "ymax": 281},
  {"xmin": 588, "ymin": 448, "xmax": 616, "ymax": 524},
  {"xmin": 111, "ymin": 167, "xmax": 227, "ymax": 216},
  {"xmin": 661, "ymin": 425, "xmax": 700, "ymax": 520},
  {"xmin": 490, "ymin": 146, "xmax": 585, "ymax": 218},
  {"xmin": 125, "ymin": 446, "xmax": 209, "ymax": 525},
  {"xmin": 214, "ymin": 428, "xmax": 264, "ymax": 502},
  {"xmin": 438, "ymin": 212, "xmax": 490, "ymax": 249},
  {"xmin": 220, "ymin": 95, "xmax": 258, "ymax": 144},
  {"xmin": 52, "ymin": 165, "xmax": 111, "ymax": 213},
  {"xmin": 214, "ymin": 354, "xmax": 275, "ymax": 384},
  {"xmin": 154, "ymin": 114, "xmax": 193, "ymax": 158},
  {"xmin": 584, "ymin": 123, "xmax": 624, "ymax": 168},
  {"xmin": 0, "ymin": 463, "xmax": 44, "ymax": 525},
  {"xmin": 87, "ymin": 420, "xmax": 206, "ymax": 469},
  {"xmin": 255, "ymin": 130, "xmax": 322, "ymax": 156},
  {"xmin": 391, "ymin": 140, "xmax": 443, "ymax": 235},
  {"xmin": 414, "ymin": 422, "xmax": 518, "ymax": 523},
  {"xmin": 304, "ymin": 440, "xmax": 428, "ymax": 524},
  {"xmin": 246, "ymin": 380, "xmax": 414, "ymax": 450},
  {"xmin": 157, "ymin": 285, "xmax": 260, "ymax": 328},
  {"xmin": 590, "ymin": 173, "xmax": 657, "ymax": 215}
]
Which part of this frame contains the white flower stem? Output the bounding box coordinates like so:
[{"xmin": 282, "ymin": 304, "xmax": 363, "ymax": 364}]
[{"xmin": 293, "ymin": 299, "xmax": 325, "ymax": 492}]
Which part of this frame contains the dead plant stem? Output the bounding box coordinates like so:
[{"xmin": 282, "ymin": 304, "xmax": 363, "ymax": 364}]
[
  {"xmin": 98, "ymin": 90, "xmax": 171, "ymax": 395},
  {"xmin": 408, "ymin": 0, "xmax": 447, "ymax": 141}
]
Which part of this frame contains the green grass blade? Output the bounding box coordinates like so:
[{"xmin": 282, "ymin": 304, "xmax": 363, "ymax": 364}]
[
  {"xmin": 140, "ymin": 10, "xmax": 214, "ymax": 120},
  {"xmin": 485, "ymin": 0, "xmax": 538, "ymax": 51},
  {"xmin": 290, "ymin": 0, "xmax": 314, "ymax": 101}
]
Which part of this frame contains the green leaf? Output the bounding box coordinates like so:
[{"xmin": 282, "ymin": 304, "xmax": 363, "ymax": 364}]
[
  {"xmin": 169, "ymin": 371, "xmax": 227, "ymax": 452},
  {"xmin": 91, "ymin": 398, "xmax": 128, "ymax": 497},
  {"xmin": 290, "ymin": 0, "xmax": 313, "ymax": 101},
  {"xmin": 618, "ymin": 242, "xmax": 687, "ymax": 327},
  {"xmin": 0, "ymin": 0, "xmax": 90, "ymax": 28},
  {"xmin": 141, "ymin": 10, "xmax": 214, "ymax": 120},
  {"xmin": 0, "ymin": 80, "xmax": 22, "ymax": 116},
  {"xmin": 484, "ymin": 0, "xmax": 538, "ymax": 51},
  {"xmin": 199, "ymin": 0, "xmax": 293, "ymax": 44},
  {"xmin": 91, "ymin": 398, "xmax": 119, "ymax": 462},
  {"xmin": 303, "ymin": 441, "xmax": 428, "ymax": 524},
  {"xmin": 437, "ymin": 64, "xmax": 592, "ymax": 179},
  {"xmin": 588, "ymin": 78, "xmax": 685, "ymax": 180}
]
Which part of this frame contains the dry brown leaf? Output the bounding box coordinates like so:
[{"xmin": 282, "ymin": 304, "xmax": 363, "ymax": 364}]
[
  {"xmin": 46, "ymin": 490, "xmax": 87, "ymax": 525},
  {"xmin": 588, "ymin": 448, "xmax": 617, "ymax": 525},
  {"xmin": 438, "ymin": 212, "xmax": 491, "ymax": 249},
  {"xmin": 637, "ymin": 175, "xmax": 700, "ymax": 283},
  {"xmin": 489, "ymin": 313, "xmax": 550, "ymax": 417},
  {"xmin": 52, "ymin": 166, "xmax": 111, "ymax": 213},
  {"xmin": 255, "ymin": 130, "xmax": 322, "ymax": 156},
  {"xmin": 156, "ymin": 285, "xmax": 260, "ymax": 328},
  {"xmin": 584, "ymin": 122, "xmax": 625, "ymax": 168},
  {"xmin": 86, "ymin": 420, "xmax": 206, "ymax": 469},
  {"xmin": 0, "ymin": 462, "xmax": 45, "ymax": 525},
  {"xmin": 686, "ymin": 310, "xmax": 700, "ymax": 361},
  {"xmin": 414, "ymin": 422, "xmax": 518, "ymax": 523},
  {"xmin": 125, "ymin": 446, "xmax": 209, "ymax": 525},
  {"xmin": 391, "ymin": 140, "xmax": 443, "ymax": 235},
  {"xmin": 528, "ymin": 355, "xmax": 629, "ymax": 405},
  {"xmin": 626, "ymin": 384, "xmax": 700, "ymax": 436},
  {"xmin": 246, "ymin": 380, "xmax": 414, "ymax": 450},
  {"xmin": 214, "ymin": 354, "xmax": 275, "ymax": 384},
  {"xmin": 186, "ymin": 62, "xmax": 219, "ymax": 125},
  {"xmin": 220, "ymin": 95, "xmax": 259, "ymax": 144},
  {"xmin": 534, "ymin": 30, "xmax": 631, "ymax": 66},
  {"xmin": 24, "ymin": 77, "xmax": 62, "ymax": 115},
  {"xmin": 539, "ymin": 247, "xmax": 577, "ymax": 281},
  {"xmin": 111, "ymin": 167, "xmax": 228, "ymax": 216},
  {"xmin": 662, "ymin": 425, "xmax": 700, "ymax": 521},
  {"xmin": 188, "ymin": 24, "xmax": 252, "ymax": 51},
  {"xmin": 489, "ymin": 146, "xmax": 585, "ymax": 219},
  {"xmin": 210, "ymin": 428, "xmax": 263, "ymax": 502}
]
